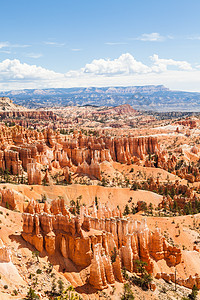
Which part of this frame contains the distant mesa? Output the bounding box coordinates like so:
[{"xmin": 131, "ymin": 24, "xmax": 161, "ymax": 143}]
[{"xmin": 2, "ymin": 84, "xmax": 200, "ymax": 111}]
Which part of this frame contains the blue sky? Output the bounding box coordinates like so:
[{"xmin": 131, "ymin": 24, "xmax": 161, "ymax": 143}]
[{"xmin": 1, "ymin": 0, "xmax": 200, "ymax": 91}]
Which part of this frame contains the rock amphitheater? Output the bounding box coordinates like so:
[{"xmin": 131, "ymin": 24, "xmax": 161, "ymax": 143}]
[{"xmin": 0, "ymin": 107, "xmax": 199, "ymax": 299}]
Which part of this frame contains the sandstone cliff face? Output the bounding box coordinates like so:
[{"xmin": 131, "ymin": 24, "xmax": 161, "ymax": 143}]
[
  {"xmin": 0, "ymin": 188, "xmax": 16, "ymax": 210},
  {"xmin": 0, "ymin": 187, "xmax": 26, "ymax": 211},
  {"xmin": 3, "ymin": 150, "xmax": 22, "ymax": 175},
  {"xmin": 0, "ymin": 110, "xmax": 58, "ymax": 120},
  {"xmin": 89, "ymin": 244, "xmax": 108, "ymax": 289},
  {"xmin": 0, "ymin": 124, "xmax": 160, "ymax": 183},
  {"xmin": 27, "ymin": 160, "xmax": 42, "ymax": 185},
  {"xmin": 145, "ymin": 151, "xmax": 177, "ymax": 172},
  {"xmin": 76, "ymin": 160, "xmax": 101, "ymax": 180},
  {"xmin": 62, "ymin": 133, "xmax": 159, "ymax": 164},
  {"xmin": 21, "ymin": 199, "xmax": 181, "ymax": 290}
]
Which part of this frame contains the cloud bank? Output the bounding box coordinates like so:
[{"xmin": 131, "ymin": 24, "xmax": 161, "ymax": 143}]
[
  {"xmin": 0, "ymin": 53, "xmax": 200, "ymax": 92},
  {"xmin": 83, "ymin": 53, "xmax": 151, "ymax": 75}
]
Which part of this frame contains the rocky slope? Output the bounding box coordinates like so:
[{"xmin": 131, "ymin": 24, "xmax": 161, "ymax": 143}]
[{"xmin": 0, "ymin": 97, "xmax": 26, "ymax": 112}]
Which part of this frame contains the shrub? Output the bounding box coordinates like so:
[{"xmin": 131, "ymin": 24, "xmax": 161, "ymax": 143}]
[
  {"xmin": 111, "ymin": 247, "xmax": 117, "ymax": 263},
  {"xmin": 32, "ymin": 251, "xmax": 39, "ymax": 263},
  {"xmin": 46, "ymin": 263, "xmax": 53, "ymax": 274},
  {"xmin": 13, "ymin": 289, "xmax": 18, "ymax": 295},
  {"xmin": 51, "ymin": 278, "xmax": 57, "ymax": 295},
  {"xmin": 122, "ymin": 267, "xmax": 129, "ymax": 280},
  {"xmin": 58, "ymin": 279, "xmax": 64, "ymax": 295},
  {"xmin": 26, "ymin": 287, "xmax": 39, "ymax": 299},
  {"xmin": 41, "ymin": 194, "xmax": 47, "ymax": 203},
  {"xmin": 131, "ymin": 182, "xmax": 138, "ymax": 191},
  {"xmin": 120, "ymin": 283, "xmax": 134, "ymax": 300}
]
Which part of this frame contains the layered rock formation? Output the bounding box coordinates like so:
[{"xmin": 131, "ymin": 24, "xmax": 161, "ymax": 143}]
[
  {"xmin": 62, "ymin": 133, "xmax": 159, "ymax": 164},
  {"xmin": 27, "ymin": 160, "xmax": 42, "ymax": 185},
  {"xmin": 0, "ymin": 110, "xmax": 58, "ymax": 121},
  {"xmin": 76, "ymin": 159, "xmax": 101, "ymax": 180},
  {"xmin": 0, "ymin": 149, "xmax": 22, "ymax": 175},
  {"xmin": 176, "ymin": 119, "xmax": 197, "ymax": 129},
  {"xmin": 156, "ymin": 272, "xmax": 200, "ymax": 290},
  {"xmin": 177, "ymin": 165, "xmax": 200, "ymax": 183},
  {"xmin": 145, "ymin": 151, "xmax": 177, "ymax": 172},
  {"xmin": 0, "ymin": 124, "xmax": 159, "ymax": 182},
  {"xmin": 0, "ymin": 188, "xmax": 16, "ymax": 210},
  {"xmin": 21, "ymin": 199, "xmax": 181, "ymax": 290}
]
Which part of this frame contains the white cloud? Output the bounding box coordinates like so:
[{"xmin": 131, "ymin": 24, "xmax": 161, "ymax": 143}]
[
  {"xmin": 44, "ymin": 41, "xmax": 65, "ymax": 47},
  {"xmin": 10, "ymin": 44, "xmax": 30, "ymax": 48},
  {"xmin": 71, "ymin": 48, "xmax": 82, "ymax": 51},
  {"xmin": 0, "ymin": 54, "xmax": 200, "ymax": 92},
  {"xmin": 74, "ymin": 53, "xmax": 192, "ymax": 76},
  {"xmin": 0, "ymin": 50, "xmax": 11, "ymax": 54},
  {"xmin": 187, "ymin": 35, "xmax": 200, "ymax": 40},
  {"xmin": 82, "ymin": 53, "xmax": 151, "ymax": 75},
  {"xmin": 136, "ymin": 32, "xmax": 165, "ymax": 42},
  {"xmin": 150, "ymin": 54, "xmax": 193, "ymax": 71},
  {"xmin": 26, "ymin": 53, "xmax": 43, "ymax": 59},
  {"xmin": 0, "ymin": 42, "xmax": 10, "ymax": 49},
  {"xmin": 0, "ymin": 59, "xmax": 62, "ymax": 81},
  {"xmin": 105, "ymin": 42, "xmax": 128, "ymax": 45},
  {"xmin": 0, "ymin": 42, "xmax": 30, "ymax": 49}
]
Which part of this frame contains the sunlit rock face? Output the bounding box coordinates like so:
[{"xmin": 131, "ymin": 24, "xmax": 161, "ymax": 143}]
[
  {"xmin": 21, "ymin": 199, "xmax": 181, "ymax": 290},
  {"xmin": 0, "ymin": 125, "xmax": 159, "ymax": 181}
]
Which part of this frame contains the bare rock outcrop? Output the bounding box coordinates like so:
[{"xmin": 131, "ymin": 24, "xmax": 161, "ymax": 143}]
[
  {"xmin": 0, "ymin": 239, "xmax": 11, "ymax": 262},
  {"xmin": 156, "ymin": 272, "xmax": 200, "ymax": 290}
]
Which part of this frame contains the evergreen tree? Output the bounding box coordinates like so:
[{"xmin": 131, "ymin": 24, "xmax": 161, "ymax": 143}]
[
  {"xmin": 148, "ymin": 203, "xmax": 153, "ymax": 215},
  {"xmin": 95, "ymin": 196, "xmax": 98, "ymax": 209},
  {"xmin": 188, "ymin": 285, "xmax": 198, "ymax": 300},
  {"xmin": 58, "ymin": 279, "xmax": 64, "ymax": 295},
  {"xmin": 111, "ymin": 247, "xmax": 117, "ymax": 263},
  {"xmin": 131, "ymin": 203, "xmax": 136, "ymax": 214},
  {"xmin": 123, "ymin": 204, "xmax": 130, "ymax": 216},
  {"xmin": 173, "ymin": 200, "xmax": 178, "ymax": 212},
  {"xmin": 76, "ymin": 199, "xmax": 80, "ymax": 215},
  {"xmin": 26, "ymin": 287, "xmax": 39, "ymax": 300},
  {"xmin": 141, "ymin": 202, "xmax": 147, "ymax": 212}
]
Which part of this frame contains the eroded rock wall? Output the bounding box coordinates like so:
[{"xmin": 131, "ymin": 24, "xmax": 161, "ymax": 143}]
[{"xmin": 21, "ymin": 199, "xmax": 181, "ymax": 290}]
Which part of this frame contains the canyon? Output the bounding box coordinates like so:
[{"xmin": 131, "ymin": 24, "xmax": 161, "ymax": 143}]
[{"xmin": 0, "ymin": 98, "xmax": 199, "ymax": 299}]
